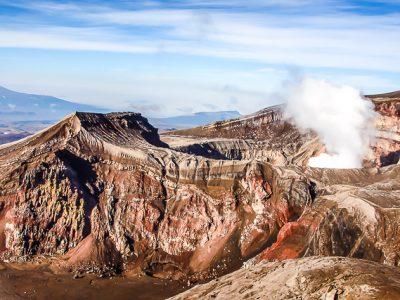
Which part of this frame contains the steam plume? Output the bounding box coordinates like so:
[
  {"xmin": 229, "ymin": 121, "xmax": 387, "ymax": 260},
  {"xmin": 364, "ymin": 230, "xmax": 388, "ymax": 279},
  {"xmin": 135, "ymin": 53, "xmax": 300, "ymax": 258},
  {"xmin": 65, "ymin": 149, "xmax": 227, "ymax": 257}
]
[{"xmin": 284, "ymin": 77, "xmax": 376, "ymax": 169}]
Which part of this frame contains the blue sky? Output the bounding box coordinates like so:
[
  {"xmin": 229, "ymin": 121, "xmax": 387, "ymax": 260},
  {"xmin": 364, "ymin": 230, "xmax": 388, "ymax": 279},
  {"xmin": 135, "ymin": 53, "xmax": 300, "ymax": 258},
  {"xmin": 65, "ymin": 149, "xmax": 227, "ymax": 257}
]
[{"xmin": 0, "ymin": 0, "xmax": 399, "ymax": 116}]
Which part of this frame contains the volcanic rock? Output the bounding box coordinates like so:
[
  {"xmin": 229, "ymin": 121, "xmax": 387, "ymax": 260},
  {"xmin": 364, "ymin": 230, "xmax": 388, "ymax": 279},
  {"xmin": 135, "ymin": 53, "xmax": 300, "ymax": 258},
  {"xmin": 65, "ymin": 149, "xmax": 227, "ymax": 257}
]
[
  {"xmin": 170, "ymin": 256, "xmax": 400, "ymax": 300},
  {"xmin": 368, "ymin": 93, "xmax": 400, "ymax": 166},
  {"xmin": 162, "ymin": 105, "xmax": 322, "ymax": 166},
  {"xmin": 0, "ymin": 92, "xmax": 399, "ymax": 299},
  {"xmin": 164, "ymin": 94, "xmax": 400, "ymax": 167},
  {"xmin": 0, "ymin": 111, "xmax": 316, "ymax": 279}
]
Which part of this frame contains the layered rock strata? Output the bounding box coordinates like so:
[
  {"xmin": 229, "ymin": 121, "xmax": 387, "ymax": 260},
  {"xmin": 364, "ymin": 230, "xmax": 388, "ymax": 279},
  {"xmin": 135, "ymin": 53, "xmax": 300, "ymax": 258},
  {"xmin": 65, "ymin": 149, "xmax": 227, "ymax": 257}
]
[
  {"xmin": 0, "ymin": 112, "xmax": 316, "ymax": 279},
  {"xmin": 0, "ymin": 92, "xmax": 399, "ymax": 291},
  {"xmin": 164, "ymin": 95, "xmax": 400, "ymax": 167}
]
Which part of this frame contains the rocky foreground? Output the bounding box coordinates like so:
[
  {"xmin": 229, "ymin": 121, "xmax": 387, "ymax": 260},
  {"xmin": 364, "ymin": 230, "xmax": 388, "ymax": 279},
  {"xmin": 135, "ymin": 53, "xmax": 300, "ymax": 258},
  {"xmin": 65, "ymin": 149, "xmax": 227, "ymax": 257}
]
[
  {"xmin": 0, "ymin": 92, "xmax": 399, "ymax": 298},
  {"xmin": 171, "ymin": 256, "xmax": 400, "ymax": 300}
]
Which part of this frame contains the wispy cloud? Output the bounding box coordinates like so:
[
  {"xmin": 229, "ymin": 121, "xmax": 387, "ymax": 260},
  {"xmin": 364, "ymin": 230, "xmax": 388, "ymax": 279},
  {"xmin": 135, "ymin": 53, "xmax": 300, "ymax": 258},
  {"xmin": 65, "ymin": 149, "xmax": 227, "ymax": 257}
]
[
  {"xmin": 0, "ymin": 1, "xmax": 399, "ymax": 72},
  {"xmin": 0, "ymin": 0, "xmax": 398, "ymax": 115}
]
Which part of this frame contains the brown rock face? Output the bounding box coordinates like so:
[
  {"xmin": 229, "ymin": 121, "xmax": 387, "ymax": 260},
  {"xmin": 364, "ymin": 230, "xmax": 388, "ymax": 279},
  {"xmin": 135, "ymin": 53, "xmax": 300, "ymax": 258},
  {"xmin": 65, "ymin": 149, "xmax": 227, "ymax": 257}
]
[
  {"xmin": 163, "ymin": 105, "xmax": 322, "ymax": 166},
  {"xmin": 369, "ymin": 95, "xmax": 400, "ymax": 167},
  {"xmin": 257, "ymin": 166, "xmax": 400, "ymax": 265},
  {"xmin": 170, "ymin": 256, "xmax": 400, "ymax": 300},
  {"xmin": 0, "ymin": 111, "xmax": 317, "ymax": 279},
  {"xmin": 164, "ymin": 97, "xmax": 400, "ymax": 168}
]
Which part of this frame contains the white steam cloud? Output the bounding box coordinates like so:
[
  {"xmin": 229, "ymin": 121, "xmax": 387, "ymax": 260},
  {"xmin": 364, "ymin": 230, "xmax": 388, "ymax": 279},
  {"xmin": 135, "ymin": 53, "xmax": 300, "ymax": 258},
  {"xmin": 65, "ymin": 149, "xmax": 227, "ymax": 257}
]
[{"xmin": 284, "ymin": 77, "xmax": 376, "ymax": 169}]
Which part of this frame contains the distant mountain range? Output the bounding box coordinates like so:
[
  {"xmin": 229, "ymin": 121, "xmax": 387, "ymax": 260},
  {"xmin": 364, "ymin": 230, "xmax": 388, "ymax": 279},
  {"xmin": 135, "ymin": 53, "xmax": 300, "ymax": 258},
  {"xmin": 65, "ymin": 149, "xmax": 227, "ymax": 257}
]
[
  {"xmin": 149, "ymin": 111, "xmax": 241, "ymax": 131},
  {"xmin": 0, "ymin": 85, "xmax": 106, "ymax": 122},
  {"xmin": 0, "ymin": 85, "xmax": 242, "ymax": 144}
]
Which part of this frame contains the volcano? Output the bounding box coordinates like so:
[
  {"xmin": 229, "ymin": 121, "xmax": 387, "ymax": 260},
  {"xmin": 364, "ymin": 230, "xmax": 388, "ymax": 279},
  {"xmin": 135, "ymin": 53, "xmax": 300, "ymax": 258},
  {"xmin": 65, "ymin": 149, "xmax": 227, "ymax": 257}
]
[{"xmin": 0, "ymin": 92, "xmax": 399, "ymax": 299}]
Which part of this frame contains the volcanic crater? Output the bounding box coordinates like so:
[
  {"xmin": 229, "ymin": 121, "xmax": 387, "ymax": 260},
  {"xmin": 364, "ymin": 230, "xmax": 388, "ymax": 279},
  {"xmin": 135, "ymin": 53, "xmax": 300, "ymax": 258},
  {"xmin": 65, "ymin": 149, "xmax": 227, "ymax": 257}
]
[{"xmin": 0, "ymin": 93, "xmax": 399, "ymax": 299}]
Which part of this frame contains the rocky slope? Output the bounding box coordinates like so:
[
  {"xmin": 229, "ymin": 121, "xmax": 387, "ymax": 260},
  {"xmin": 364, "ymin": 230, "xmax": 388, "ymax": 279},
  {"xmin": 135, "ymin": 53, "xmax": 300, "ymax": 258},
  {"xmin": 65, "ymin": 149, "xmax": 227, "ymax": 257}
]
[
  {"xmin": 258, "ymin": 165, "xmax": 400, "ymax": 265},
  {"xmin": 171, "ymin": 256, "xmax": 400, "ymax": 300},
  {"xmin": 162, "ymin": 105, "xmax": 322, "ymax": 166}
]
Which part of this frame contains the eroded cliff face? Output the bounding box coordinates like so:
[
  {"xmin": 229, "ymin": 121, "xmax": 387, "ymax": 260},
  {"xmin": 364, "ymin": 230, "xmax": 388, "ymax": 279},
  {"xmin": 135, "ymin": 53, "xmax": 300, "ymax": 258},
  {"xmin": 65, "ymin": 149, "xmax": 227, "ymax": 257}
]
[
  {"xmin": 164, "ymin": 96, "xmax": 400, "ymax": 168},
  {"xmin": 370, "ymin": 96, "xmax": 400, "ymax": 167},
  {"xmin": 162, "ymin": 105, "xmax": 322, "ymax": 167},
  {"xmin": 0, "ymin": 112, "xmax": 317, "ymax": 279},
  {"xmin": 257, "ymin": 166, "xmax": 400, "ymax": 266}
]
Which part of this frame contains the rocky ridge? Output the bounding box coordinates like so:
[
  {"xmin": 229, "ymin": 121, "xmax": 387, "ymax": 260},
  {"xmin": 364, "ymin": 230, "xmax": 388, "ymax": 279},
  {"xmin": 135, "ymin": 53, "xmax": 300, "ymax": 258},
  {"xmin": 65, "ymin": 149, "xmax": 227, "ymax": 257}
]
[
  {"xmin": 162, "ymin": 105, "xmax": 322, "ymax": 166},
  {"xmin": 164, "ymin": 95, "xmax": 400, "ymax": 167}
]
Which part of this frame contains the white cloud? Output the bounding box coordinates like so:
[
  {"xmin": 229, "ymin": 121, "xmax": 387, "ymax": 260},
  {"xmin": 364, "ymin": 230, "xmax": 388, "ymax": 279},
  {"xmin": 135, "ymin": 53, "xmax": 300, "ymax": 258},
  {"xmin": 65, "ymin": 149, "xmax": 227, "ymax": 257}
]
[
  {"xmin": 0, "ymin": 1, "xmax": 399, "ymax": 116},
  {"xmin": 0, "ymin": 3, "xmax": 399, "ymax": 73}
]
